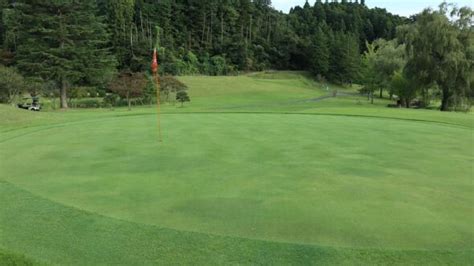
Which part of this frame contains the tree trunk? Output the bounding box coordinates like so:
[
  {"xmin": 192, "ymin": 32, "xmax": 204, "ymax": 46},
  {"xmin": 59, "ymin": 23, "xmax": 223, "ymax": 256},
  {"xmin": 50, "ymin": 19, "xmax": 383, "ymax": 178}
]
[
  {"xmin": 60, "ymin": 81, "xmax": 68, "ymax": 109},
  {"xmin": 201, "ymin": 14, "xmax": 207, "ymax": 46},
  {"xmin": 140, "ymin": 11, "xmax": 145, "ymax": 39},
  {"xmin": 441, "ymin": 95, "xmax": 449, "ymax": 111},
  {"xmin": 370, "ymin": 91, "xmax": 374, "ymax": 104},
  {"xmin": 379, "ymin": 87, "xmax": 383, "ymax": 98},
  {"xmin": 220, "ymin": 12, "xmax": 224, "ymax": 46},
  {"xmin": 127, "ymin": 91, "xmax": 131, "ymax": 111},
  {"xmin": 249, "ymin": 15, "xmax": 253, "ymax": 44},
  {"xmin": 209, "ymin": 10, "xmax": 213, "ymax": 48}
]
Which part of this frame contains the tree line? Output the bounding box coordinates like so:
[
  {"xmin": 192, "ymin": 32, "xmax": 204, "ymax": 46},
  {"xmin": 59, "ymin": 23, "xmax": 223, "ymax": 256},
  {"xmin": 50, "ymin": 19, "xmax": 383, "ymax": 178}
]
[
  {"xmin": 360, "ymin": 3, "xmax": 473, "ymax": 111},
  {"xmin": 0, "ymin": 0, "xmax": 472, "ymax": 111}
]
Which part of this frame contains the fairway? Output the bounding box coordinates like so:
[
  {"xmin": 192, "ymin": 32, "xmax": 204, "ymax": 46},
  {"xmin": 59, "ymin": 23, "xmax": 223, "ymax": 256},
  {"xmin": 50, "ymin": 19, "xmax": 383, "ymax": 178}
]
[{"xmin": 1, "ymin": 73, "xmax": 473, "ymax": 264}]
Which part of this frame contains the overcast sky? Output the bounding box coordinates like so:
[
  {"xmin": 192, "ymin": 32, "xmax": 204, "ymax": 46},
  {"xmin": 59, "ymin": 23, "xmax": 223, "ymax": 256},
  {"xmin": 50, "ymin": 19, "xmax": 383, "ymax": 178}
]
[{"xmin": 272, "ymin": 0, "xmax": 474, "ymax": 17}]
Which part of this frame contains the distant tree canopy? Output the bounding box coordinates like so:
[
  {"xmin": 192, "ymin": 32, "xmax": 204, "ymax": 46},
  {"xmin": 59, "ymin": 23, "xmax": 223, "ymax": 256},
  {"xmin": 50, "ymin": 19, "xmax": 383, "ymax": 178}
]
[
  {"xmin": 1, "ymin": 1, "xmax": 471, "ymax": 111},
  {"xmin": 2, "ymin": 0, "xmax": 403, "ymax": 80}
]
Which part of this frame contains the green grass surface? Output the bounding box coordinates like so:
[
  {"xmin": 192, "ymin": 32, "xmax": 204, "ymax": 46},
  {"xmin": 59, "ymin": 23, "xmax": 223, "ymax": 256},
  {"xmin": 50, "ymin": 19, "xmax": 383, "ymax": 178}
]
[{"xmin": 1, "ymin": 72, "xmax": 473, "ymax": 265}]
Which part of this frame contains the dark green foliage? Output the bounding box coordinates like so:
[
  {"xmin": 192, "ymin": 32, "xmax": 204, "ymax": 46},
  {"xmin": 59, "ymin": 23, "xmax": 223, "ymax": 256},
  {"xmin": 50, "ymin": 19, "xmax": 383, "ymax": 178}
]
[
  {"xmin": 103, "ymin": 0, "xmax": 135, "ymax": 69},
  {"xmin": 0, "ymin": 0, "xmax": 5, "ymax": 47},
  {"xmin": 160, "ymin": 75, "xmax": 188, "ymax": 103},
  {"xmin": 11, "ymin": 0, "xmax": 116, "ymax": 109},
  {"xmin": 399, "ymin": 4, "xmax": 473, "ymax": 111},
  {"xmin": 391, "ymin": 70, "xmax": 417, "ymax": 108},
  {"xmin": 309, "ymin": 26, "xmax": 330, "ymax": 77},
  {"xmin": 360, "ymin": 39, "xmax": 405, "ymax": 103},
  {"xmin": 176, "ymin": 90, "xmax": 190, "ymax": 107},
  {"xmin": 2, "ymin": 0, "xmax": 403, "ymax": 83},
  {"xmin": 0, "ymin": 65, "xmax": 24, "ymax": 103},
  {"xmin": 328, "ymin": 32, "xmax": 360, "ymax": 84}
]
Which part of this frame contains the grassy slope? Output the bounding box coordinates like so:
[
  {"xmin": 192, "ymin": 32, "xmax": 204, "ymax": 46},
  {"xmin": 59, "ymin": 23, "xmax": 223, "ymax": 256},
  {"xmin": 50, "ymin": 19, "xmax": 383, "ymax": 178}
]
[
  {"xmin": 1, "ymin": 181, "xmax": 471, "ymax": 265},
  {"xmin": 1, "ymin": 72, "xmax": 473, "ymax": 265}
]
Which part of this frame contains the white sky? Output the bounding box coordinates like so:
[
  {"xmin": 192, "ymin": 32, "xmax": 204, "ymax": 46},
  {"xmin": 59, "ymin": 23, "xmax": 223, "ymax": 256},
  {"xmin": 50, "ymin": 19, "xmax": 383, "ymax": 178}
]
[{"xmin": 272, "ymin": 0, "xmax": 474, "ymax": 17}]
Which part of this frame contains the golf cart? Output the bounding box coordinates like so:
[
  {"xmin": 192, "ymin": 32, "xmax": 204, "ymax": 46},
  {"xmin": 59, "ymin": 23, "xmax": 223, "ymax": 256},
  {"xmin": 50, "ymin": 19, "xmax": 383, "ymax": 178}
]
[{"xmin": 18, "ymin": 96, "xmax": 41, "ymax": 111}]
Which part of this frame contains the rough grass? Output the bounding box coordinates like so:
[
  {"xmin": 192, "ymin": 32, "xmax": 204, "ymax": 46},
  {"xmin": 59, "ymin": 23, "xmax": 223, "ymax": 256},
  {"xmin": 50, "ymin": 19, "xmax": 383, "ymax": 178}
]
[
  {"xmin": 0, "ymin": 248, "xmax": 37, "ymax": 266},
  {"xmin": 1, "ymin": 72, "xmax": 473, "ymax": 265}
]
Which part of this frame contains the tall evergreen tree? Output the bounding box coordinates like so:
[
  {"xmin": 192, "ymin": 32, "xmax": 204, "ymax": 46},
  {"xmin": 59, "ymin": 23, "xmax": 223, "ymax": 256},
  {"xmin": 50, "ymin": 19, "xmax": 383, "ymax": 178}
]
[
  {"xmin": 104, "ymin": 0, "xmax": 135, "ymax": 68},
  {"xmin": 329, "ymin": 32, "xmax": 360, "ymax": 83},
  {"xmin": 309, "ymin": 26, "xmax": 329, "ymax": 77},
  {"xmin": 0, "ymin": 0, "xmax": 5, "ymax": 47},
  {"xmin": 14, "ymin": 0, "xmax": 116, "ymax": 108}
]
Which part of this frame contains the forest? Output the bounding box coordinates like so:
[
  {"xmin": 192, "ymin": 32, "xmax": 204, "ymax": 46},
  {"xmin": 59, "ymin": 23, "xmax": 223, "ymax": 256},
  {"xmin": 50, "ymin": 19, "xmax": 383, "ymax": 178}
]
[{"xmin": 0, "ymin": 0, "xmax": 472, "ymax": 111}]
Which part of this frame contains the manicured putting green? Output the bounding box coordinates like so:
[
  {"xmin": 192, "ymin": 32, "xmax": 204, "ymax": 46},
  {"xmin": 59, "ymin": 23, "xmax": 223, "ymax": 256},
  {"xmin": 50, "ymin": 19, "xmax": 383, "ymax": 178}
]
[{"xmin": 2, "ymin": 113, "xmax": 472, "ymax": 251}]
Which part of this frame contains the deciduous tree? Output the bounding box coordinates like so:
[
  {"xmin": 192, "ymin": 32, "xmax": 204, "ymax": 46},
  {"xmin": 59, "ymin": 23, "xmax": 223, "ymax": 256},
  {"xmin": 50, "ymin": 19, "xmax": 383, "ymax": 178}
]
[{"xmin": 109, "ymin": 71, "xmax": 146, "ymax": 110}]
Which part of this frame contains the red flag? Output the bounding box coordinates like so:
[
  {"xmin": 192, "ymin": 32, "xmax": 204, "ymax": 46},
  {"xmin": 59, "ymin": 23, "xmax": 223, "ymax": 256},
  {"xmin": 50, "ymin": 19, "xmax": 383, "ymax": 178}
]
[{"xmin": 151, "ymin": 48, "xmax": 158, "ymax": 74}]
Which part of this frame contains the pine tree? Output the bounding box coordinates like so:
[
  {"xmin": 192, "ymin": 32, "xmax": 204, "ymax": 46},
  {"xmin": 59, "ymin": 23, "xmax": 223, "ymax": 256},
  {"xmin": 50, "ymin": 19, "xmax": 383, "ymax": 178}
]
[
  {"xmin": 310, "ymin": 26, "xmax": 329, "ymax": 77},
  {"xmin": 15, "ymin": 0, "xmax": 116, "ymax": 108},
  {"xmin": 0, "ymin": 0, "xmax": 5, "ymax": 47},
  {"xmin": 104, "ymin": 0, "xmax": 135, "ymax": 68},
  {"xmin": 329, "ymin": 32, "xmax": 360, "ymax": 83}
]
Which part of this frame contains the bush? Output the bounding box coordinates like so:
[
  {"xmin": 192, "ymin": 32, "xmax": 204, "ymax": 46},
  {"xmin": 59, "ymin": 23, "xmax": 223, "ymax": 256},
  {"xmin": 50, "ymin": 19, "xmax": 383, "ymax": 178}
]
[
  {"xmin": 210, "ymin": 56, "xmax": 227, "ymax": 76},
  {"xmin": 0, "ymin": 65, "xmax": 24, "ymax": 103},
  {"xmin": 72, "ymin": 98, "xmax": 103, "ymax": 108},
  {"xmin": 103, "ymin": 94, "xmax": 119, "ymax": 108}
]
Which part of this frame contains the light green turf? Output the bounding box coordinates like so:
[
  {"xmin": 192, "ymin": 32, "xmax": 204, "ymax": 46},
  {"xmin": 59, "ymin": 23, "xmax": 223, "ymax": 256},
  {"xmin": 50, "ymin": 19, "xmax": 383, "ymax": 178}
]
[{"xmin": 1, "ymin": 72, "xmax": 473, "ymax": 265}]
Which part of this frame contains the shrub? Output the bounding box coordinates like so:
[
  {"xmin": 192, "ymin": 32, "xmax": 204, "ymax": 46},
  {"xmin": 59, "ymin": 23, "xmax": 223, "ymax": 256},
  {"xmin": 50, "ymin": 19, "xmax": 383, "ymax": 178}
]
[
  {"xmin": 73, "ymin": 98, "xmax": 103, "ymax": 108},
  {"xmin": 210, "ymin": 56, "xmax": 227, "ymax": 76},
  {"xmin": 0, "ymin": 65, "xmax": 24, "ymax": 103}
]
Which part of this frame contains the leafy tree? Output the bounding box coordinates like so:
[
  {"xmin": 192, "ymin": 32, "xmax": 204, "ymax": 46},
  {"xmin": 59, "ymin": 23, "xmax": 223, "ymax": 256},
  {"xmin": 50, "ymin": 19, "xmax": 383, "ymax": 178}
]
[
  {"xmin": 176, "ymin": 90, "xmax": 190, "ymax": 107},
  {"xmin": 108, "ymin": 71, "xmax": 146, "ymax": 110},
  {"xmin": 141, "ymin": 73, "xmax": 156, "ymax": 105},
  {"xmin": 0, "ymin": 65, "xmax": 24, "ymax": 103},
  {"xmin": 183, "ymin": 51, "xmax": 199, "ymax": 75},
  {"xmin": 391, "ymin": 70, "xmax": 417, "ymax": 108},
  {"xmin": 160, "ymin": 75, "xmax": 188, "ymax": 102},
  {"xmin": 361, "ymin": 38, "xmax": 406, "ymax": 104},
  {"xmin": 373, "ymin": 39, "xmax": 405, "ymax": 98},
  {"xmin": 210, "ymin": 55, "xmax": 227, "ymax": 76},
  {"xmin": 399, "ymin": 4, "xmax": 473, "ymax": 111},
  {"xmin": 13, "ymin": 0, "xmax": 116, "ymax": 109},
  {"xmin": 360, "ymin": 41, "xmax": 377, "ymax": 103}
]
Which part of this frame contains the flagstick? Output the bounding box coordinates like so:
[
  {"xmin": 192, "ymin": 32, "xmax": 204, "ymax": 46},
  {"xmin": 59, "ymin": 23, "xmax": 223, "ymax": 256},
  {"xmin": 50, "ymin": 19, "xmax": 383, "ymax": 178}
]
[
  {"xmin": 152, "ymin": 48, "xmax": 163, "ymax": 143},
  {"xmin": 155, "ymin": 72, "xmax": 162, "ymax": 143}
]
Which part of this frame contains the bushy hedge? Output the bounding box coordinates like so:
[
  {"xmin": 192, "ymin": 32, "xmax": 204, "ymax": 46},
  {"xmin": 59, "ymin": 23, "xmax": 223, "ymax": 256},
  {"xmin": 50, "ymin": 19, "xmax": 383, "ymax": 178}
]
[{"xmin": 70, "ymin": 98, "xmax": 103, "ymax": 108}]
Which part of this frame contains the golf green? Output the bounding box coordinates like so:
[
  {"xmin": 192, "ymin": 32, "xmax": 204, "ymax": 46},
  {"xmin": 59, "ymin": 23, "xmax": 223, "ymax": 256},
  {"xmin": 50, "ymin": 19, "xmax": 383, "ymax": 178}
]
[{"xmin": 2, "ymin": 112, "xmax": 472, "ymax": 252}]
